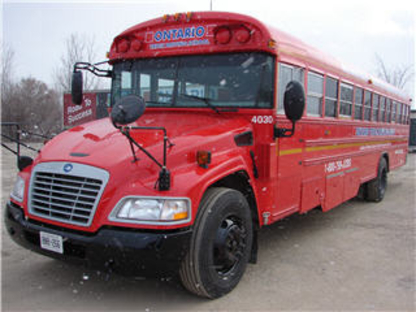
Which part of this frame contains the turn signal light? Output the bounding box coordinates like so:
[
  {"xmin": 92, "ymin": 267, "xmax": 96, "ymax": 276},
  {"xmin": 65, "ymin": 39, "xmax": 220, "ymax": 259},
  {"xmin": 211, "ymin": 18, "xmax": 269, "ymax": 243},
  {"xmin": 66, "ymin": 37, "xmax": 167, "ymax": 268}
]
[{"xmin": 196, "ymin": 150, "xmax": 211, "ymax": 168}]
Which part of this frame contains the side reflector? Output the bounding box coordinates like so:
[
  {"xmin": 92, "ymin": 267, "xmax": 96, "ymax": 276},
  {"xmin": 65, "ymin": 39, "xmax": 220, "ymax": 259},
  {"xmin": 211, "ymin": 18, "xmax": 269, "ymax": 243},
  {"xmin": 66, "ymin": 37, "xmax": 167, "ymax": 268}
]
[{"xmin": 215, "ymin": 27, "xmax": 232, "ymax": 45}]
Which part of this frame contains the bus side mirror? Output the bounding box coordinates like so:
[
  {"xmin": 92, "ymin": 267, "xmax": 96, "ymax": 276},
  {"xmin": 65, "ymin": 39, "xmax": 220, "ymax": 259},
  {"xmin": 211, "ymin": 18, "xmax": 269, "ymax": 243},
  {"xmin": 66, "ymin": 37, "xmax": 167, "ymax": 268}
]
[
  {"xmin": 111, "ymin": 95, "xmax": 146, "ymax": 126},
  {"xmin": 71, "ymin": 71, "xmax": 83, "ymax": 105},
  {"xmin": 274, "ymin": 80, "xmax": 305, "ymax": 138}
]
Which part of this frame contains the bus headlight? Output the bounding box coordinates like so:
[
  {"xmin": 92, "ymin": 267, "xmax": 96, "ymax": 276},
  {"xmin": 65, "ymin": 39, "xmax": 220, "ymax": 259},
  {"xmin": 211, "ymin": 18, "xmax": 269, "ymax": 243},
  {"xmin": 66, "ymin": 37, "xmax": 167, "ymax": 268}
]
[
  {"xmin": 109, "ymin": 197, "xmax": 191, "ymax": 224},
  {"xmin": 11, "ymin": 176, "xmax": 25, "ymax": 202}
]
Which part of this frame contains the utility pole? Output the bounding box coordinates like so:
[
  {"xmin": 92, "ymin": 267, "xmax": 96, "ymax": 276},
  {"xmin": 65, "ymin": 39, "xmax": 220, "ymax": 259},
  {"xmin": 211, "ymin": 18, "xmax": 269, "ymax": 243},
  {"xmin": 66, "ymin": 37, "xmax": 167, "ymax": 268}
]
[{"xmin": 210, "ymin": 0, "xmax": 213, "ymax": 11}]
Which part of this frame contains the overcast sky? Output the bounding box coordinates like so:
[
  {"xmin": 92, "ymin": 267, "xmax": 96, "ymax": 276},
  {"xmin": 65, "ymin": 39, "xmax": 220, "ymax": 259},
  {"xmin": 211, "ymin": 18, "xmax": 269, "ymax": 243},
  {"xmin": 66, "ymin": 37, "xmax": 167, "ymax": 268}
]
[{"xmin": 2, "ymin": 0, "xmax": 415, "ymax": 106}]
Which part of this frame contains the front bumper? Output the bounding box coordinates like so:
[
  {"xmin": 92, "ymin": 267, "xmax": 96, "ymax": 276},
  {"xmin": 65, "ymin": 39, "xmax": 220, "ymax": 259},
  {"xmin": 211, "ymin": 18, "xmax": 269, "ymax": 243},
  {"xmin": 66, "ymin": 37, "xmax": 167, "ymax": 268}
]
[{"xmin": 4, "ymin": 202, "xmax": 192, "ymax": 277}]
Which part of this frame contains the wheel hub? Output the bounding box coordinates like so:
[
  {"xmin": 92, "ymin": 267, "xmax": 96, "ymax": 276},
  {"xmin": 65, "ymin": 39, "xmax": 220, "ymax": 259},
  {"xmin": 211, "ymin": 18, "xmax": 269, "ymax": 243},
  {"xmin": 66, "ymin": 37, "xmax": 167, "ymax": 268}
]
[{"xmin": 213, "ymin": 218, "xmax": 246, "ymax": 275}]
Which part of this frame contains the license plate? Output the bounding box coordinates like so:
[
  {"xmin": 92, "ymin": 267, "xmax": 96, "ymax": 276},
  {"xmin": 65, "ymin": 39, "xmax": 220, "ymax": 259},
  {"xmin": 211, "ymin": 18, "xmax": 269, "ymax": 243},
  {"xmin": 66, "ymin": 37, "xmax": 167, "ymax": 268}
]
[{"xmin": 40, "ymin": 231, "xmax": 63, "ymax": 254}]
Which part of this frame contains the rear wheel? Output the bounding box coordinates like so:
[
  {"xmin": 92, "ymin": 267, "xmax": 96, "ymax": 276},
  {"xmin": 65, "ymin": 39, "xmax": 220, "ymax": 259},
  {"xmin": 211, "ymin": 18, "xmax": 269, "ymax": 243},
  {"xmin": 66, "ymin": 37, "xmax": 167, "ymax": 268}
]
[
  {"xmin": 366, "ymin": 157, "xmax": 388, "ymax": 202},
  {"xmin": 179, "ymin": 187, "xmax": 253, "ymax": 299}
]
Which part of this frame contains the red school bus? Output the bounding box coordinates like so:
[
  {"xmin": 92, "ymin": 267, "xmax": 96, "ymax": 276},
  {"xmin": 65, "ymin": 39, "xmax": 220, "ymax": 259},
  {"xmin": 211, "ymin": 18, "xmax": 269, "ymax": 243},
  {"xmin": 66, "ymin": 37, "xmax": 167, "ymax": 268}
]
[{"xmin": 5, "ymin": 11, "xmax": 411, "ymax": 299}]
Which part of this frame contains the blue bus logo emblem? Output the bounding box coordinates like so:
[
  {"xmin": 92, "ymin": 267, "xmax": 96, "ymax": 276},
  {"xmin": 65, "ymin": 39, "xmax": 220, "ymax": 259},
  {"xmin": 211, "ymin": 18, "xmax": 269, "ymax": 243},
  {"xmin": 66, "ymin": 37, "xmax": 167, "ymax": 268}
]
[{"xmin": 63, "ymin": 164, "xmax": 73, "ymax": 173}]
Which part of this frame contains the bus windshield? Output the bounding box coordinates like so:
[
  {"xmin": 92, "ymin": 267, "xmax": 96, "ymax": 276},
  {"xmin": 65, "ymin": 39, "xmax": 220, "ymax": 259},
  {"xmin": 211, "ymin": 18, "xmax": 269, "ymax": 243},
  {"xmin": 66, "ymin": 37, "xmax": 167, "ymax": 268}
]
[{"xmin": 111, "ymin": 52, "xmax": 275, "ymax": 109}]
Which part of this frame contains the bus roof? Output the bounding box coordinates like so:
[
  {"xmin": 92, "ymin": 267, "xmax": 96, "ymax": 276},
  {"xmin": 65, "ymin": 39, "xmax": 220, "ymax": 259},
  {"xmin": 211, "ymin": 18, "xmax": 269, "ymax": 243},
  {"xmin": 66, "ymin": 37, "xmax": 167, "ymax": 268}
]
[{"xmin": 109, "ymin": 11, "xmax": 410, "ymax": 104}]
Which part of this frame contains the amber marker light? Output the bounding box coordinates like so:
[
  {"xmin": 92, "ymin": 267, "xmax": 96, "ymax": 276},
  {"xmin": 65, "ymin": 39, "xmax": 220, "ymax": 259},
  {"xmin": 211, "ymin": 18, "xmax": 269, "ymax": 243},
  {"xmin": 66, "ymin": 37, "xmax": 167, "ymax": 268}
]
[
  {"xmin": 173, "ymin": 13, "xmax": 181, "ymax": 21},
  {"xmin": 196, "ymin": 150, "xmax": 212, "ymax": 168},
  {"xmin": 186, "ymin": 12, "xmax": 193, "ymax": 22},
  {"xmin": 268, "ymin": 39, "xmax": 277, "ymax": 49}
]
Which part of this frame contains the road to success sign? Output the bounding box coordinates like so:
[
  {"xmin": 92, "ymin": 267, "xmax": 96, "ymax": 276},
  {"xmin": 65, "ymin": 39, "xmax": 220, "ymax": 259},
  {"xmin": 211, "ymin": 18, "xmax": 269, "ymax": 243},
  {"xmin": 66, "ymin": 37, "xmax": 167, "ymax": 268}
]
[{"xmin": 63, "ymin": 93, "xmax": 97, "ymax": 127}]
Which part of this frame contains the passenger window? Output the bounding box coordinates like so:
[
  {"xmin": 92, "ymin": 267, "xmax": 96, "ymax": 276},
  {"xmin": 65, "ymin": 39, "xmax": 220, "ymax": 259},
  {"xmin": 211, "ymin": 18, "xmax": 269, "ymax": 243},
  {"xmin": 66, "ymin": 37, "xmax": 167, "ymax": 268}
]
[
  {"xmin": 340, "ymin": 83, "xmax": 353, "ymax": 117},
  {"xmin": 379, "ymin": 97, "xmax": 386, "ymax": 122},
  {"xmin": 372, "ymin": 94, "xmax": 380, "ymax": 122},
  {"xmin": 364, "ymin": 91, "xmax": 372, "ymax": 121},
  {"xmin": 391, "ymin": 101, "xmax": 397, "ymax": 123},
  {"xmin": 354, "ymin": 87, "xmax": 363, "ymax": 120},
  {"xmin": 307, "ymin": 72, "xmax": 324, "ymax": 116},
  {"xmin": 325, "ymin": 77, "xmax": 338, "ymax": 117},
  {"xmin": 278, "ymin": 63, "xmax": 304, "ymax": 113},
  {"xmin": 386, "ymin": 99, "xmax": 392, "ymax": 123}
]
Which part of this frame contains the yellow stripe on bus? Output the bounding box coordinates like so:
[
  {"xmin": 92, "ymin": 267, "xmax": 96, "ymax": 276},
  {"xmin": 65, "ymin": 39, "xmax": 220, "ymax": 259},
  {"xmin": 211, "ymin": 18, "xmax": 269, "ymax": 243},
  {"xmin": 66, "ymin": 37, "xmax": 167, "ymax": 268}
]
[
  {"xmin": 277, "ymin": 139, "xmax": 406, "ymax": 156},
  {"xmin": 278, "ymin": 148, "xmax": 303, "ymax": 156}
]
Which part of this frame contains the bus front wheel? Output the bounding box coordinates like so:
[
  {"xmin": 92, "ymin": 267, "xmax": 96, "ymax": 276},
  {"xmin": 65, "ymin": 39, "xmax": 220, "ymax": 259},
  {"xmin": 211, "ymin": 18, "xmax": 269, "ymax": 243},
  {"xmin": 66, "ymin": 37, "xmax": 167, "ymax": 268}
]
[{"xmin": 179, "ymin": 187, "xmax": 253, "ymax": 299}]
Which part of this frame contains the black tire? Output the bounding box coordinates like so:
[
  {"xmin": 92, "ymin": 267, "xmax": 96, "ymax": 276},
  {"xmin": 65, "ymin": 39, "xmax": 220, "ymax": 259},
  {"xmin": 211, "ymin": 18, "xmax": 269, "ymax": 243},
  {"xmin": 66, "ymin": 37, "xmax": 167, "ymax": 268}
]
[
  {"xmin": 179, "ymin": 187, "xmax": 253, "ymax": 299},
  {"xmin": 366, "ymin": 157, "xmax": 388, "ymax": 202}
]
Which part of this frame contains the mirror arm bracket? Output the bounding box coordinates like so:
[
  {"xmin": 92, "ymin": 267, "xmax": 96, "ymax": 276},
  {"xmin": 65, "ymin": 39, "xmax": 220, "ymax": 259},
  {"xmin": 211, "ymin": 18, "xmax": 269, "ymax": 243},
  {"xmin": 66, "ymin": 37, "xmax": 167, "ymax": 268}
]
[
  {"xmin": 73, "ymin": 61, "xmax": 112, "ymax": 78},
  {"xmin": 274, "ymin": 121, "xmax": 296, "ymax": 138}
]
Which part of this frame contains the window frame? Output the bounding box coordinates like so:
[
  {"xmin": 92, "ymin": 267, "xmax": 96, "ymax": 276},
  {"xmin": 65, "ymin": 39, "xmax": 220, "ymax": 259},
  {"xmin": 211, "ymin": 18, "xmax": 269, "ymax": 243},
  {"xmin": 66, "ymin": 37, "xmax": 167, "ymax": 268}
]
[
  {"xmin": 379, "ymin": 96, "xmax": 386, "ymax": 123},
  {"xmin": 363, "ymin": 90, "xmax": 372, "ymax": 121},
  {"xmin": 324, "ymin": 75, "xmax": 339, "ymax": 118},
  {"xmin": 306, "ymin": 71, "xmax": 324, "ymax": 117},
  {"xmin": 354, "ymin": 87, "xmax": 364, "ymax": 120},
  {"xmin": 372, "ymin": 93, "xmax": 380, "ymax": 122},
  {"xmin": 339, "ymin": 82, "xmax": 353, "ymax": 118},
  {"xmin": 277, "ymin": 63, "xmax": 305, "ymax": 114}
]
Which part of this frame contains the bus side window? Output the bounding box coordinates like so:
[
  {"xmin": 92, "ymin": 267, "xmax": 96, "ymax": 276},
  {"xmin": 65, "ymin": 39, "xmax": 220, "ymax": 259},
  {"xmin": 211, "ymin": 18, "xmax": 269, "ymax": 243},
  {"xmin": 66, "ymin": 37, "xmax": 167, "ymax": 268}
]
[
  {"xmin": 324, "ymin": 76, "xmax": 338, "ymax": 117},
  {"xmin": 386, "ymin": 98, "xmax": 392, "ymax": 123},
  {"xmin": 277, "ymin": 63, "xmax": 304, "ymax": 114},
  {"xmin": 354, "ymin": 87, "xmax": 363, "ymax": 120},
  {"xmin": 364, "ymin": 91, "xmax": 372, "ymax": 121},
  {"xmin": 307, "ymin": 72, "xmax": 324, "ymax": 117},
  {"xmin": 380, "ymin": 97, "xmax": 386, "ymax": 122},
  {"xmin": 398, "ymin": 103, "xmax": 403, "ymax": 124},
  {"xmin": 372, "ymin": 93, "xmax": 380, "ymax": 122},
  {"xmin": 392, "ymin": 101, "xmax": 397, "ymax": 123},
  {"xmin": 340, "ymin": 83, "xmax": 353, "ymax": 117}
]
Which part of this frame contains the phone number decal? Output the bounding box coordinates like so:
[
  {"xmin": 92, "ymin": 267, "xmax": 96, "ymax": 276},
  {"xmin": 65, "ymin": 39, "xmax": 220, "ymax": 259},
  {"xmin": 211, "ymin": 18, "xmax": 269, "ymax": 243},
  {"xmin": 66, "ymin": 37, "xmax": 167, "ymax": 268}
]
[{"xmin": 325, "ymin": 158, "xmax": 351, "ymax": 173}]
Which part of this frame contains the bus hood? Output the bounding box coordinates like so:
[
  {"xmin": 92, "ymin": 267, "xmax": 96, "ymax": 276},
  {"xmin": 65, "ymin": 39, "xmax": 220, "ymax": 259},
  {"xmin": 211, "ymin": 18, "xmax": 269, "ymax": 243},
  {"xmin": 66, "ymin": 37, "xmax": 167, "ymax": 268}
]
[{"xmin": 36, "ymin": 111, "xmax": 252, "ymax": 178}]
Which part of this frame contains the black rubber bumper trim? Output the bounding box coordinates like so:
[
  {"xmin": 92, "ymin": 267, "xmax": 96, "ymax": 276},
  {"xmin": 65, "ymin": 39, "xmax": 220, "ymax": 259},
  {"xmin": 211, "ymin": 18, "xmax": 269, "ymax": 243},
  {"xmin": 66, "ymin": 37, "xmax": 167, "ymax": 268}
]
[{"xmin": 4, "ymin": 202, "xmax": 192, "ymax": 277}]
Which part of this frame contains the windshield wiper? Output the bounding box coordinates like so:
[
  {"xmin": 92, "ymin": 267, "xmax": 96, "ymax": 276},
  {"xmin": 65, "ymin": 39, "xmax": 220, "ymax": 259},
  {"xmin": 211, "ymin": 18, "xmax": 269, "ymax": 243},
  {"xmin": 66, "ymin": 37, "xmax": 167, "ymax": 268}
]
[{"xmin": 178, "ymin": 93, "xmax": 220, "ymax": 114}]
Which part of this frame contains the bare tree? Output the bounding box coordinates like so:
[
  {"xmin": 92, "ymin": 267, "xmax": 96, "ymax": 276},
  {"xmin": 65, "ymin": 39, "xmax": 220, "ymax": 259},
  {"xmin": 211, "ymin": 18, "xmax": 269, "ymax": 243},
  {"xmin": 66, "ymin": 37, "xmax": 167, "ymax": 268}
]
[
  {"xmin": 53, "ymin": 33, "xmax": 102, "ymax": 93},
  {"xmin": 1, "ymin": 44, "xmax": 17, "ymax": 131},
  {"xmin": 1, "ymin": 44, "xmax": 15, "ymax": 94},
  {"xmin": 2, "ymin": 77, "xmax": 62, "ymax": 139},
  {"xmin": 375, "ymin": 54, "xmax": 414, "ymax": 90}
]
